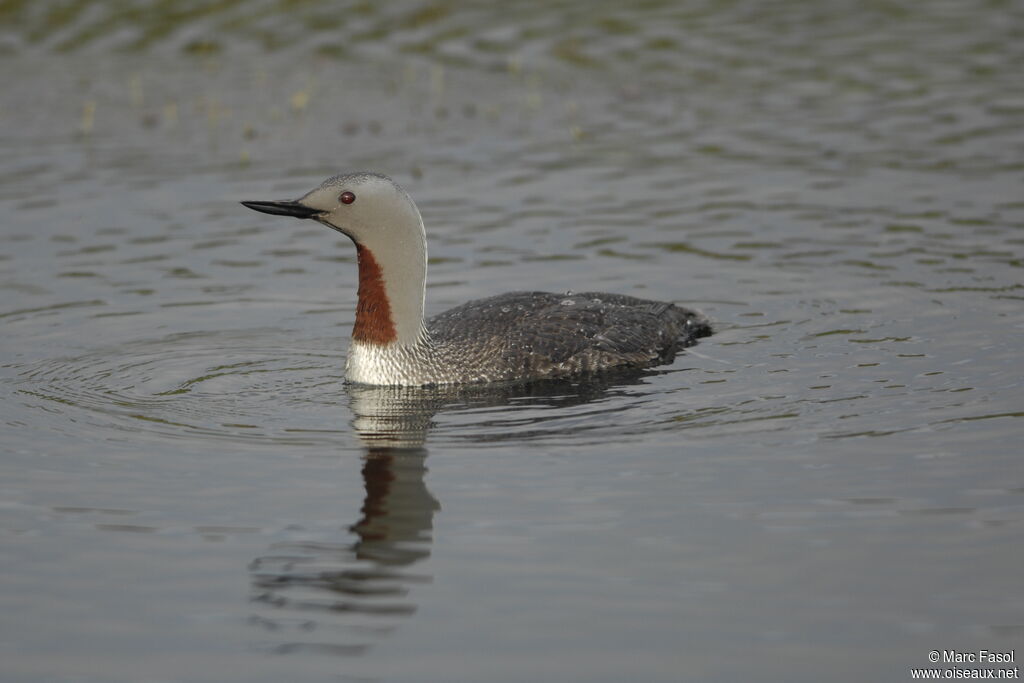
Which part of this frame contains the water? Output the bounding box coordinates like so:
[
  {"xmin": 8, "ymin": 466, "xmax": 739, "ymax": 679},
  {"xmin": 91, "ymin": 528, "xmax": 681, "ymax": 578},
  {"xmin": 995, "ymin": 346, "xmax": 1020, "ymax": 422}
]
[{"xmin": 2, "ymin": 2, "xmax": 1022, "ymax": 681}]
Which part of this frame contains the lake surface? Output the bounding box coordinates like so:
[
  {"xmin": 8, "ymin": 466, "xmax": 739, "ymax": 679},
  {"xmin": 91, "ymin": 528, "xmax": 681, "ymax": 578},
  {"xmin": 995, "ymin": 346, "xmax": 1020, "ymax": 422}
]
[{"xmin": 1, "ymin": 2, "xmax": 1022, "ymax": 681}]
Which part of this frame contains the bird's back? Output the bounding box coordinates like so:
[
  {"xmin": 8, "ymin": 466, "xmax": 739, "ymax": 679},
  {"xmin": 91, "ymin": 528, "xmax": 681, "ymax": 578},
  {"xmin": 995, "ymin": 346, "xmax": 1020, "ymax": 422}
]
[{"xmin": 424, "ymin": 291, "xmax": 710, "ymax": 383}]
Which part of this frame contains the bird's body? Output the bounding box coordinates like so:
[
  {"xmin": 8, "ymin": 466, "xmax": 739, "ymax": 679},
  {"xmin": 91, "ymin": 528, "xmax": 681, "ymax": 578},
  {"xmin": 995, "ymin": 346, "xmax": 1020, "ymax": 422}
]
[
  {"xmin": 242, "ymin": 173, "xmax": 710, "ymax": 386},
  {"xmin": 349, "ymin": 290, "xmax": 709, "ymax": 385}
]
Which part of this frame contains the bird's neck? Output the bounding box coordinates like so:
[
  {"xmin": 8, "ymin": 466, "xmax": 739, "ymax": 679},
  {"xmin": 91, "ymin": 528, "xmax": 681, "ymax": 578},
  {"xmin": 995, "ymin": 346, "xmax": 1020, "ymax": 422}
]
[{"xmin": 352, "ymin": 241, "xmax": 427, "ymax": 348}]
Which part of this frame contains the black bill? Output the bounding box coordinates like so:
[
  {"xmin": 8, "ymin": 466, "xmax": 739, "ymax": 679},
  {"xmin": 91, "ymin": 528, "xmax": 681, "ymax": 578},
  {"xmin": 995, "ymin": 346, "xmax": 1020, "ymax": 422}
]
[{"xmin": 240, "ymin": 200, "xmax": 321, "ymax": 219}]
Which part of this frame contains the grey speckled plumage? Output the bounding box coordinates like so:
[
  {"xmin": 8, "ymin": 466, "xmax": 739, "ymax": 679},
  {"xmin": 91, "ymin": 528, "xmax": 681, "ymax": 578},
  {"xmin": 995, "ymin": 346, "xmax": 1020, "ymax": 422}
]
[
  {"xmin": 421, "ymin": 291, "xmax": 711, "ymax": 384},
  {"xmin": 242, "ymin": 172, "xmax": 712, "ymax": 386}
]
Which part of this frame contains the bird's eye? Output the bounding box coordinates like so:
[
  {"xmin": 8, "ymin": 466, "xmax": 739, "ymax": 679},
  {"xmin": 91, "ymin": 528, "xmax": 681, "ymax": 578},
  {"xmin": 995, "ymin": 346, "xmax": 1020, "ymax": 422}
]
[{"xmin": 339, "ymin": 191, "xmax": 356, "ymax": 205}]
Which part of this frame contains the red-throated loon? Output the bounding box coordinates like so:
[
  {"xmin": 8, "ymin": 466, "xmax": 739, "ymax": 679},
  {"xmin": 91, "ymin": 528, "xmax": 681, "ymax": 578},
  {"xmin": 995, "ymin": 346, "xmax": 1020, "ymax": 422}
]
[{"xmin": 241, "ymin": 172, "xmax": 711, "ymax": 386}]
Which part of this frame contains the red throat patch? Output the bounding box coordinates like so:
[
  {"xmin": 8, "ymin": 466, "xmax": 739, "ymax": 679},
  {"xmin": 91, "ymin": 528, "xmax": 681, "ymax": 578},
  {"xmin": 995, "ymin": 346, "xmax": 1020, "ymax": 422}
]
[{"xmin": 353, "ymin": 244, "xmax": 397, "ymax": 344}]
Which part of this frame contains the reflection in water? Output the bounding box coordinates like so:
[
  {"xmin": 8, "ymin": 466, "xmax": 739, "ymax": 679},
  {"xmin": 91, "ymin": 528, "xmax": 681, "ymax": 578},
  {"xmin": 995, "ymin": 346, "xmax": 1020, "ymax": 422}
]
[
  {"xmin": 248, "ymin": 385, "xmax": 441, "ymax": 655},
  {"xmin": 247, "ymin": 375, "xmax": 648, "ymax": 656}
]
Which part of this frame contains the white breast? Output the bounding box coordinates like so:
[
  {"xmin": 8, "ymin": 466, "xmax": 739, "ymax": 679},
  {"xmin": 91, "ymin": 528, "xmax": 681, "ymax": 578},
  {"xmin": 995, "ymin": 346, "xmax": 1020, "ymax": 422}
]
[{"xmin": 345, "ymin": 341, "xmax": 435, "ymax": 386}]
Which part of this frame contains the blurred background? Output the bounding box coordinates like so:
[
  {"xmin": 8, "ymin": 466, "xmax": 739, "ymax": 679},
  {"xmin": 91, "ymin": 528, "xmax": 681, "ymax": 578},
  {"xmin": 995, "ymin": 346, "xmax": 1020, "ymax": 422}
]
[{"xmin": 1, "ymin": 2, "xmax": 1022, "ymax": 682}]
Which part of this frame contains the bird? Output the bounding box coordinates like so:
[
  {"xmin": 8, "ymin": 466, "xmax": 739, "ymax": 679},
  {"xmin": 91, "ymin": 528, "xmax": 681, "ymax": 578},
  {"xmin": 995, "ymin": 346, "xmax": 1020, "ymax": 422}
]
[{"xmin": 241, "ymin": 172, "xmax": 711, "ymax": 386}]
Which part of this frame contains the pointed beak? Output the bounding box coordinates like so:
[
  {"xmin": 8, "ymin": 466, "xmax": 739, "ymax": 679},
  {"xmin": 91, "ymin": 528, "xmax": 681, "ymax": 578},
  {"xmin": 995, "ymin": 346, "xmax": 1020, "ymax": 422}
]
[{"xmin": 240, "ymin": 199, "xmax": 321, "ymax": 219}]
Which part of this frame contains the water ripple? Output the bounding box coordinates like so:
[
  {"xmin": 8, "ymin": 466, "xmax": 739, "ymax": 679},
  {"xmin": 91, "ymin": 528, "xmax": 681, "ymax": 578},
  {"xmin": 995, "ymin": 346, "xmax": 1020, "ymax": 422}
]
[{"xmin": 13, "ymin": 330, "xmax": 349, "ymax": 446}]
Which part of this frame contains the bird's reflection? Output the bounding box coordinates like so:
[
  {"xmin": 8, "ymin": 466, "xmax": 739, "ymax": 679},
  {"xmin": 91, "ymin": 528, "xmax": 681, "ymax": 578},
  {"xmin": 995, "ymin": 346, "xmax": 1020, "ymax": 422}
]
[
  {"xmin": 247, "ymin": 385, "xmax": 443, "ymax": 655},
  {"xmin": 248, "ymin": 372, "xmax": 657, "ymax": 655}
]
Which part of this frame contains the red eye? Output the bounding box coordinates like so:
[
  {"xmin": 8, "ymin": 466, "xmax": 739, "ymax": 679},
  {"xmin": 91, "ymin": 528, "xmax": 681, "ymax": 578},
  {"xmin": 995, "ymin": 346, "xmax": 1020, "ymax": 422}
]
[{"xmin": 339, "ymin": 191, "xmax": 356, "ymax": 205}]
